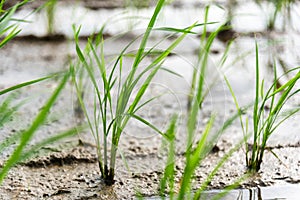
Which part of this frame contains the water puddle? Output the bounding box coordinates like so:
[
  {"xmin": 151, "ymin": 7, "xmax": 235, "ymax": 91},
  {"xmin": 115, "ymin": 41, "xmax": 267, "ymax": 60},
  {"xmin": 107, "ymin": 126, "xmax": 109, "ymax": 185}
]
[
  {"xmin": 201, "ymin": 184, "xmax": 300, "ymax": 200},
  {"xmin": 146, "ymin": 184, "xmax": 300, "ymax": 200}
]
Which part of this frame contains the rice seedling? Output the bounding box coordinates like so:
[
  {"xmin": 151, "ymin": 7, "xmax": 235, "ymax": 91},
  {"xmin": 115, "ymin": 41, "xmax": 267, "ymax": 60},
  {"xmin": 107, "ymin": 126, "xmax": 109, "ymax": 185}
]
[
  {"xmin": 254, "ymin": 0, "xmax": 296, "ymax": 31},
  {"xmin": 0, "ymin": 0, "xmax": 30, "ymax": 48},
  {"xmin": 71, "ymin": 0, "xmax": 205, "ymax": 185},
  {"xmin": 155, "ymin": 90, "xmax": 248, "ymax": 199},
  {"xmin": 175, "ymin": 36, "xmax": 244, "ymax": 199},
  {"xmin": 0, "ymin": 71, "xmax": 85, "ymax": 184},
  {"xmin": 226, "ymin": 42, "xmax": 300, "ymax": 172},
  {"xmin": 157, "ymin": 59, "xmax": 246, "ymax": 200},
  {"xmin": 158, "ymin": 17, "xmax": 248, "ymax": 200},
  {"xmin": 0, "ymin": 0, "xmax": 89, "ymax": 183},
  {"xmin": 45, "ymin": 0, "xmax": 57, "ymax": 35},
  {"xmin": 187, "ymin": 6, "xmax": 234, "ymax": 111}
]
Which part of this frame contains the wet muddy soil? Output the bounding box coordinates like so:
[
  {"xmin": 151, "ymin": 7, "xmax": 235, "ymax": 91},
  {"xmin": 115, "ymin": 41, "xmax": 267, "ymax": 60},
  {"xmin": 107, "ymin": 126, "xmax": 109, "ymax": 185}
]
[
  {"xmin": 1, "ymin": 0, "xmax": 300, "ymax": 199},
  {"xmin": 0, "ymin": 138, "xmax": 299, "ymax": 199},
  {"xmin": 1, "ymin": 37, "xmax": 299, "ymax": 199}
]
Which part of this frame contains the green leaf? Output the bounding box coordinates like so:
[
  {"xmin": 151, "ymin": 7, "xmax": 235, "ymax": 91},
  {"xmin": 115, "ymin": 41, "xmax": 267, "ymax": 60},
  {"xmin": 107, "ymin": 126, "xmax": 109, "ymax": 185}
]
[{"xmin": 0, "ymin": 71, "xmax": 70, "ymax": 183}]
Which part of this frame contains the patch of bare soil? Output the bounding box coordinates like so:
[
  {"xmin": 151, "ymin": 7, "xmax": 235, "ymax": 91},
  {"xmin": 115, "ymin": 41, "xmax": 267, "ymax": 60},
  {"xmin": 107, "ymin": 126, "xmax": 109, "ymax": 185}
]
[{"xmin": 0, "ymin": 137, "xmax": 299, "ymax": 199}]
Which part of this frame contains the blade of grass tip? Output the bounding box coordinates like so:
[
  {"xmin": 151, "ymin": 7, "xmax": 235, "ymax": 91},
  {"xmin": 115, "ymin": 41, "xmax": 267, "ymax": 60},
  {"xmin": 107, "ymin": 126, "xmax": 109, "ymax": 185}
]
[
  {"xmin": 224, "ymin": 76, "xmax": 248, "ymax": 137},
  {"xmin": 0, "ymin": 73, "xmax": 58, "ymax": 95},
  {"xmin": 132, "ymin": 95, "xmax": 163, "ymax": 115},
  {"xmin": 205, "ymin": 106, "xmax": 248, "ymax": 158},
  {"xmin": 269, "ymin": 70, "xmax": 300, "ymax": 97},
  {"xmin": 126, "ymin": 0, "xmax": 165, "ymax": 85},
  {"xmin": 0, "ymin": 71, "xmax": 70, "ymax": 183},
  {"xmin": 126, "ymin": 22, "xmax": 198, "ymax": 117},
  {"xmin": 154, "ymin": 22, "xmax": 218, "ymax": 35},
  {"xmin": 154, "ymin": 26, "xmax": 196, "ymax": 34},
  {"xmin": 0, "ymin": 27, "xmax": 21, "ymax": 48},
  {"xmin": 269, "ymin": 74, "xmax": 299, "ymax": 118},
  {"xmin": 201, "ymin": 5, "xmax": 209, "ymax": 42},
  {"xmin": 267, "ymin": 148, "xmax": 288, "ymax": 168},
  {"xmin": 0, "ymin": 4, "xmax": 18, "ymax": 33},
  {"xmin": 271, "ymin": 105, "xmax": 300, "ymax": 134},
  {"xmin": 129, "ymin": 114, "xmax": 165, "ymax": 137},
  {"xmin": 114, "ymin": 22, "xmax": 198, "ymax": 150}
]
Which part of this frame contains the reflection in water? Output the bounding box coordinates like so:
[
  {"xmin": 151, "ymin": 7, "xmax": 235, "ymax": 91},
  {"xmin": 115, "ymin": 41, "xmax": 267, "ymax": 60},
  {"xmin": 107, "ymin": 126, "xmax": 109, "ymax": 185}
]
[
  {"xmin": 247, "ymin": 187, "xmax": 262, "ymax": 200},
  {"xmin": 147, "ymin": 184, "xmax": 298, "ymax": 199},
  {"xmin": 233, "ymin": 187, "xmax": 269, "ymax": 200},
  {"xmin": 198, "ymin": 184, "xmax": 300, "ymax": 200}
]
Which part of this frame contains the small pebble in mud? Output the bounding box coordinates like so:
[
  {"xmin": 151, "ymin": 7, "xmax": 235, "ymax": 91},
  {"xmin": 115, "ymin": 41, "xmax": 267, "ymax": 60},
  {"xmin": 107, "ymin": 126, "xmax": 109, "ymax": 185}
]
[
  {"xmin": 211, "ymin": 145, "xmax": 221, "ymax": 153},
  {"xmin": 211, "ymin": 49, "xmax": 220, "ymax": 54},
  {"xmin": 129, "ymin": 140, "xmax": 136, "ymax": 145}
]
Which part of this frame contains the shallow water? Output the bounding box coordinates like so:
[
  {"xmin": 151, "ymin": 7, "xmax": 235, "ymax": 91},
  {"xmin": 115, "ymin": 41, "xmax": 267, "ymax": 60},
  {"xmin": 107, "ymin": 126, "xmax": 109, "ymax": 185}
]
[
  {"xmin": 201, "ymin": 184, "xmax": 300, "ymax": 200},
  {"xmin": 146, "ymin": 184, "xmax": 300, "ymax": 200}
]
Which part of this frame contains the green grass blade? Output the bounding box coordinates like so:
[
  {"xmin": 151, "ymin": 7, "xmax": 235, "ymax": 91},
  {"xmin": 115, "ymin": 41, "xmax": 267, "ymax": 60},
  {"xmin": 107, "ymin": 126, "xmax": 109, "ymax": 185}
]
[
  {"xmin": 0, "ymin": 71, "xmax": 70, "ymax": 183},
  {"xmin": 159, "ymin": 115, "xmax": 177, "ymax": 200},
  {"xmin": 178, "ymin": 115, "xmax": 215, "ymax": 199},
  {"xmin": 194, "ymin": 138, "xmax": 246, "ymax": 199},
  {"xmin": 20, "ymin": 125, "xmax": 86, "ymax": 162},
  {"xmin": 129, "ymin": 114, "xmax": 165, "ymax": 137},
  {"xmin": 0, "ymin": 74, "xmax": 58, "ymax": 95},
  {"xmin": 125, "ymin": 0, "xmax": 165, "ymax": 86},
  {"xmin": 0, "ymin": 131, "xmax": 21, "ymax": 153}
]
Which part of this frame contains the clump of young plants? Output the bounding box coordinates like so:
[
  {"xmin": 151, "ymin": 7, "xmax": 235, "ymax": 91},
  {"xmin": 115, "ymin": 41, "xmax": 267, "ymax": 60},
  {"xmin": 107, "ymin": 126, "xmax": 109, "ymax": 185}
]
[
  {"xmin": 158, "ymin": 112, "xmax": 245, "ymax": 200},
  {"xmin": 226, "ymin": 42, "xmax": 300, "ymax": 172},
  {"xmin": 157, "ymin": 7, "xmax": 248, "ymax": 199},
  {"xmin": 71, "ymin": 0, "xmax": 200, "ymax": 185},
  {"xmin": 255, "ymin": 0, "xmax": 296, "ymax": 31}
]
